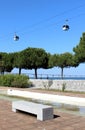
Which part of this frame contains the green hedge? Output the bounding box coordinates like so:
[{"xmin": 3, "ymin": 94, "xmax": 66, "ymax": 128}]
[{"xmin": 0, "ymin": 74, "xmax": 30, "ymax": 88}]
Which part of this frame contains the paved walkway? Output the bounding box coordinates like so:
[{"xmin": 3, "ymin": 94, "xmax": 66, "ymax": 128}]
[
  {"xmin": 0, "ymin": 87, "xmax": 85, "ymax": 130},
  {"xmin": 0, "ymin": 99, "xmax": 85, "ymax": 130}
]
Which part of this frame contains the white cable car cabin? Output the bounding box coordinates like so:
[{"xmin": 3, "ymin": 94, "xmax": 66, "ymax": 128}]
[
  {"xmin": 14, "ymin": 34, "xmax": 19, "ymax": 41},
  {"xmin": 62, "ymin": 24, "xmax": 69, "ymax": 31}
]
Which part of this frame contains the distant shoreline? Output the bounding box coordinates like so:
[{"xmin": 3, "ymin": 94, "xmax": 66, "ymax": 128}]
[{"xmin": 29, "ymin": 76, "xmax": 85, "ymax": 80}]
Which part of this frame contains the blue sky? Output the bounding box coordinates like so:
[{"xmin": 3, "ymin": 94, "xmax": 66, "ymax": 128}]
[{"xmin": 0, "ymin": 0, "xmax": 85, "ymax": 76}]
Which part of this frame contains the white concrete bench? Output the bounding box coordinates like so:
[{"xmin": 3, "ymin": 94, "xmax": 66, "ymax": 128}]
[{"xmin": 12, "ymin": 101, "xmax": 53, "ymax": 121}]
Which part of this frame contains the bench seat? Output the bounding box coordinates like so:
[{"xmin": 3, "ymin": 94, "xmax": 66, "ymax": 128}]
[{"xmin": 12, "ymin": 101, "xmax": 53, "ymax": 121}]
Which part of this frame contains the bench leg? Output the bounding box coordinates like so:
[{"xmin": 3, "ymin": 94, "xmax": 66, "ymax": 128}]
[
  {"xmin": 37, "ymin": 108, "xmax": 53, "ymax": 121},
  {"xmin": 12, "ymin": 108, "xmax": 18, "ymax": 112}
]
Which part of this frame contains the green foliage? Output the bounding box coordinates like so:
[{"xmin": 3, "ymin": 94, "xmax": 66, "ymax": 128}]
[
  {"xmin": 11, "ymin": 74, "xmax": 29, "ymax": 88},
  {"xmin": 73, "ymin": 32, "xmax": 85, "ymax": 63},
  {"xmin": 54, "ymin": 52, "xmax": 76, "ymax": 79},
  {"xmin": 42, "ymin": 80, "xmax": 53, "ymax": 89},
  {"xmin": 1, "ymin": 35, "xmax": 84, "ymax": 79},
  {"xmin": 48, "ymin": 54, "xmax": 59, "ymax": 68},
  {"xmin": 57, "ymin": 53, "xmax": 74, "ymax": 68},
  {"xmin": 0, "ymin": 74, "xmax": 30, "ymax": 88},
  {"xmin": 20, "ymin": 47, "xmax": 48, "ymax": 78},
  {"xmin": 0, "ymin": 52, "xmax": 13, "ymax": 74},
  {"xmin": 21, "ymin": 47, "xmax": 48, "ymax": 69},
  {"xmin": 62, "ymin": 82, "xmax": 66, "ymax": 92},
  {"xmin": 0, "ymin": 74, "xmax": 14, "ymax": 86}
]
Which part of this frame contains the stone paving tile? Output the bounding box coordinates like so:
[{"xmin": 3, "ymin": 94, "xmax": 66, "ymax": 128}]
[{"xmin": 0, "ymin": 98, "xmax": 85, "ymax": 130}]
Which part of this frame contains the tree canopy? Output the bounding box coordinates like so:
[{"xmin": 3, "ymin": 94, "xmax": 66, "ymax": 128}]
[
  {"xmin": 15, "ymin": 48, "xmax": 48, "ymax": 78},
  {"xmin": 51, "ymin": 52, "xmax": 79, "ymax": 79},
  {"xmin": 73, "ymin": 32, "xmax": 85, "ymax": 63},
  {"xmin": 0, "ymin": 31, "xmax": 85, "ymax": 79}
]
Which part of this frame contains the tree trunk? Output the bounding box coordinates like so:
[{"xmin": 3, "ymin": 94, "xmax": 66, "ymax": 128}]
[
  {"xmin": 34, "ymin": 68, "xmax": 37, "ymax": 79},
  {"xmin": 61, "ymin": 67, "xmax": 63, "ymax": 79},
  {"xmin": 19, "ymin": 68, "xmax": 21, "ymax": 75}
]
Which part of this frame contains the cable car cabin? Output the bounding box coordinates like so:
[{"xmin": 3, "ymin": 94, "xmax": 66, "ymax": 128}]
[
  {"xmin": 14, "ymin": 35, "xmax": 19, "ymax": 41},
  {"xmin": 62, "ymin": 25, "xmax": 69, "ymax": 31}
]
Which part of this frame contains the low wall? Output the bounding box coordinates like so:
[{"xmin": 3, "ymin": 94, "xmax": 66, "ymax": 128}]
[
  {"xmin": 7, "ymin": 89, "xmax": 85, "ymax": 106},
  {"xmin": 30, "ymin": 79, "xmax": 85, "ymax": 92}
]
